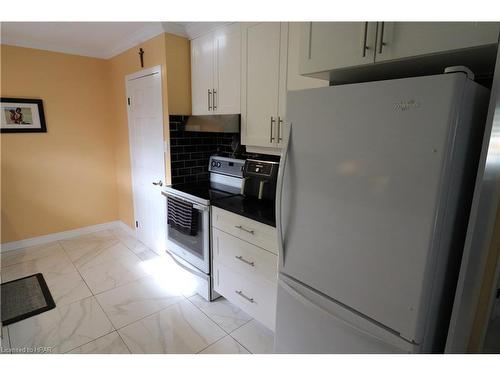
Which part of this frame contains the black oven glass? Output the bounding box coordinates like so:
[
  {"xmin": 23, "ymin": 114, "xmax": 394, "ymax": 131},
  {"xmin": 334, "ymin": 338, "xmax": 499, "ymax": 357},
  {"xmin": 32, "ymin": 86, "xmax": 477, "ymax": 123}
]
[{"xmin": 167, "ymin": 208, "xmax": 204, "ymax": 259}]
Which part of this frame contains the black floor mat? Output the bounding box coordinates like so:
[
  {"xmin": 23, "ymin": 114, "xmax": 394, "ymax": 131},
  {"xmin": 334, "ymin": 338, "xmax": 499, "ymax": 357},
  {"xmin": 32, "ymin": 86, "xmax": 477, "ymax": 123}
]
[{"xmin": 1, "ymin": 273, "xmax": 56, "ymax": 325}]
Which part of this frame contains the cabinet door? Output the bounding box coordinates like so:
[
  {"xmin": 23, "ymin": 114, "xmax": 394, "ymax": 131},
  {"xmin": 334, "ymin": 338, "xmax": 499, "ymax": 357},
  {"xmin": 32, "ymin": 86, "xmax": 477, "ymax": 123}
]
[
  {"xmin": 275, "ymin": 22, "xmax": 289, "ymax": 148},
  {"xmin": 375, "ymin": 22, "xmax": 500, "ymax": 62},
  {"xmin": 191, "ymin": 32, "xmax": 214, "ymax": 115},
  {"xmin": 242, "ymin": 22, "xmax": 281, "ymax": 148},
  {"xmin": 299, "ymin": 22, "xmax": 377, "ymax": 75},
  {"xmin": 214, "ymin": 24, "xmax": 241, "ymax": 114}
]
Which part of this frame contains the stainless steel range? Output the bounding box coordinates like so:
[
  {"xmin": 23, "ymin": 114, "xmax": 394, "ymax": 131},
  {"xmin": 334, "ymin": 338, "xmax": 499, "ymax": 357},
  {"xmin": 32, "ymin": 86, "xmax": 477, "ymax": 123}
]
[{"xmin": 162, "ymin": 156, "xmax": 245, "ymax": 301}]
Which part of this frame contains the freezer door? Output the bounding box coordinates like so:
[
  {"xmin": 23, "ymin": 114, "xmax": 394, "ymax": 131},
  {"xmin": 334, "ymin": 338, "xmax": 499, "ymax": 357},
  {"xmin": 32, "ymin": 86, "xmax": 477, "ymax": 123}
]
[
  {"xmin": 275, "ymin": 274, "xmax": 417, "ymax": 353},
  {"xmin": 279, "ymin": 73, "xmax": 468, "ymax": 342}
]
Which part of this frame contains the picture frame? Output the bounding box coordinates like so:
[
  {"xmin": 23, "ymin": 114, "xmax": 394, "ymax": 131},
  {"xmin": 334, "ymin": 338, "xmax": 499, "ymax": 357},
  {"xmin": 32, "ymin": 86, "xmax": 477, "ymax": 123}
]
[{"xmin": 1, "ymin": 98, "xmax": 47, "ymax": 133}]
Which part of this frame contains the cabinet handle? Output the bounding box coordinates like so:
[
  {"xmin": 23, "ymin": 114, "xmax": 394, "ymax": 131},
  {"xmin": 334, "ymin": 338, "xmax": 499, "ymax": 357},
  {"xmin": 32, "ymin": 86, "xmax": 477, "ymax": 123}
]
[
  {"xmin": 208, "ymin": 89, "xmax": 212, "ymax": 111},
  {"xmin": 378, "ymin": 22, "xmax": 386, "ymax": 54},
  {"xmin": 362, "ymin": 22, "xmax": 369, "ymax": 57},
  {"xmin": 235, "ymin": 255, "xmax": 255, "ymax": 267},
  {"xmin": 235, "ymin": 225, "xmax": 255, "ymax": 235},
  {"xmin": 270, "ymin": 116, "xmax": 276, "ymax": 143},
  {"xmin": 235, "ymin": 290, "xmax": 255, "ymax": 303},
  {"xmin": 277, "ymin": 117, "xmax": 283, "ymax": 143},
  {"xmin": 213, "ymin": 89, "xmax": 217, "ymax": 110}
]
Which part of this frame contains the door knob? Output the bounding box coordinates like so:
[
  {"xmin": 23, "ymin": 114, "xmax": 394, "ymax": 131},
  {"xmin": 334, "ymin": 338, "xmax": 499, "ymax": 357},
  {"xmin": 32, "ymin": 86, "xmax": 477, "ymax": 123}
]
[{"xmin": 152, "ymin": 180, "xmax": 163, "ymax": 186}]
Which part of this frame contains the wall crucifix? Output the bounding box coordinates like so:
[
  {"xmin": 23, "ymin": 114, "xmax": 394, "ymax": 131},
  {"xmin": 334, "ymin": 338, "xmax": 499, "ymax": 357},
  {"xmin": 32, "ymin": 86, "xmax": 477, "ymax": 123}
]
[{"xmin": 138, "ymin": 48, "xmax": 144, "ymax": 68}]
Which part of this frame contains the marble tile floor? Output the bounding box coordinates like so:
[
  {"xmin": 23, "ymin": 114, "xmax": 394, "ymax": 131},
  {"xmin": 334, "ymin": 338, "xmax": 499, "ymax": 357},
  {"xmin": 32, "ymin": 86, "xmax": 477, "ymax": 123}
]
[{"xmin": 0, "ymin": 228, "xmax": 274, "ymax": 354}]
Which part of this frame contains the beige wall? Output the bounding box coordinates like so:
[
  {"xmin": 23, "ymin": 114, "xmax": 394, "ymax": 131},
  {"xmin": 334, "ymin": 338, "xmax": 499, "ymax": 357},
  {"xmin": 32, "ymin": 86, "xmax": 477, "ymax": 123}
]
[
  {"xmin": 0, "ymin": 45, "xmax": 118, "ymax": 243},
  {"xmin": 1, "ymin": 32, "xmax": 191, "ymax": 242},
  {"xmin": 165, "ymin": 33, "xmax": 191, "ymax": 115}
]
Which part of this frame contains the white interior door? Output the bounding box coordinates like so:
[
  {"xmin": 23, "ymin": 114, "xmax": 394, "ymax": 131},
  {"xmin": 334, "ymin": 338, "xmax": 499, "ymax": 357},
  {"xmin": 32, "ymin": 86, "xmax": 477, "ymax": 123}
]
[{"xmin": 126, "ymin": 66, "xmax": 166, "ymax": 254}]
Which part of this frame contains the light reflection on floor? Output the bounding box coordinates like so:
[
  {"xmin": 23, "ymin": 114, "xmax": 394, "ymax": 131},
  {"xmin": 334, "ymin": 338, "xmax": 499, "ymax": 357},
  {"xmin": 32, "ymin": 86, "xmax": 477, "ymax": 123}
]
[{"xmin": 139, "ymin": 253, "xmax": 199, "ymax": 297}]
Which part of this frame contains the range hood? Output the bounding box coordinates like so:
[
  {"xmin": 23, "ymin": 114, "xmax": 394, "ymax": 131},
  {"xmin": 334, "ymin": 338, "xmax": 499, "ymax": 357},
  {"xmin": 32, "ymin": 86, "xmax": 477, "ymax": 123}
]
[{"xmin": 184, "ymin": 114, "xmax": 240, "ymax": 133}]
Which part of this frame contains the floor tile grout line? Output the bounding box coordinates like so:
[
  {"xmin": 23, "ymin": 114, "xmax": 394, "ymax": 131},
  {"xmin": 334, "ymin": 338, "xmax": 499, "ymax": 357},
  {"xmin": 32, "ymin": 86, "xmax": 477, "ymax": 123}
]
[
  {"xmin": 108, "ymin": 295, "xmax": 189, "ymax": 332},
  {"xmin": 184, "ymin": 297, "xmax": 255, "ymax": 354},
  {"xmin": 115, "ymin": 327, "xmax": 133, "ymax": 354},
  {"xmin": 0, "ymin": 242, "xmax": 68, "ymax": 269},
  {"xmin": 62, "ymin": 329, "xmax": 118, "ymax": 354},
  {"xmin": 59, "ymin": 236, "xmax": 121, "ymax": 348},
  {"xmin": 228, "ymin": 319, "xmax": 259, "ymax": 353},
  {"xmin": 194, "ymin": 334, "xmax": 230, "ymax": 354},
  {"xmin": 184, "ymin": 296, "xmax": 249, "ymax": 336}
]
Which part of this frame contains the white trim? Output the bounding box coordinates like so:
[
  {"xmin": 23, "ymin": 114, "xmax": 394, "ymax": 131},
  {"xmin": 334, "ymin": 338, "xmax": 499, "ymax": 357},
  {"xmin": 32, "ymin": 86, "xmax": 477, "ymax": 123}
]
[
  {"xmin": 0, "ymin": 221, "xmax": 127, "ymax": 253},
  {"xmin": 106, "ymin": 23, "xmax": 165, "ymax": 59},
  {"xmin": 246, "ymin": 145, "xmax": 282, "ymax": 156},
  {"xmin": 161, "ymin": 22, "xmax": 189, "ymax": 38},
  {"xmin": 118, "ymin": 220, "xmax": 136, "ymax": 237},
  {"xmin": 1, "ymin": 23, "xmax": 167, "ymax": 60},
  {"xmin": 126, "ymin": 65, "xmax": 162, "ymax": 81}
]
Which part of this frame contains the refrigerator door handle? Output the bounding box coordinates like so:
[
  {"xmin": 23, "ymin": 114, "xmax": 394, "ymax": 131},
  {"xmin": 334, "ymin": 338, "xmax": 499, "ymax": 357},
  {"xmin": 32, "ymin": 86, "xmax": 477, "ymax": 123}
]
[
  {"xmin": 278, "ymin": 278, "xmax": 396, "ymax": 345},
  {"xmin": 276, "ymin": 122, "xmax": 292, "ymax": 267}
]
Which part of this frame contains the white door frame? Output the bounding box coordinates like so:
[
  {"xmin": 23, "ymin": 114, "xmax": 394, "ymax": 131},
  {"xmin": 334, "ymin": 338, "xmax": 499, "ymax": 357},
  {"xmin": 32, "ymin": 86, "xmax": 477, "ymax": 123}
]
[{"xmin": 125, "ymin": 65, "xmax": 165, "ymax": 243}]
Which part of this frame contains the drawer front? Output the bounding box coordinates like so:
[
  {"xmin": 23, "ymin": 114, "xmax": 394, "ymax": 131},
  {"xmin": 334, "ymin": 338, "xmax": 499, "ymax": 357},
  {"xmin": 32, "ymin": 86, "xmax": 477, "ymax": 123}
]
[
  {"xmin": 214, "ymin": 262, "xmax": 277, "ymax": 331},
  {"xmin": 211, "ymin": 206, "xmax": 278, "ymax": 254},
  {"xmin": 213, "ymin": 228, "xmax": 277, "ymax": 284}
]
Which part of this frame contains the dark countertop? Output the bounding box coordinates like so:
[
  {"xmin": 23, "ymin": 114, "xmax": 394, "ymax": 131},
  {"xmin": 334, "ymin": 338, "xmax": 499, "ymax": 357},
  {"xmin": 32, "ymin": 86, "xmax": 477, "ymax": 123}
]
[{"xmin": 211, "ymin": 195, "xmax": 276, "ymax": 227}]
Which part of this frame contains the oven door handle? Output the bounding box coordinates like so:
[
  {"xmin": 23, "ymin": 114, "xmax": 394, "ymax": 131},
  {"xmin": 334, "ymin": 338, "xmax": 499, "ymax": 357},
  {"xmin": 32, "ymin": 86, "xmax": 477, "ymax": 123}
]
[
  {"xmin": 193, "ymin": 204, "xmax": 209, "ymax": 211},
  {"xmin": 162, "ymin": 190, "xmax": 209, "ymax": 211}
]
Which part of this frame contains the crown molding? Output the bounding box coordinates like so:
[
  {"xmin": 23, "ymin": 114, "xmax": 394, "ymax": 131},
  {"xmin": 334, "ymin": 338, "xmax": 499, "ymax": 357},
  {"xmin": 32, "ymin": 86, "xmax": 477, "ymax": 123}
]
[
  {"xmin": 0, "ymin": 35, "xmax": 109, "ymax": 59},
  {"xmin": 105, "ymin": 22, "xmax": 165, "ymax": 59},
  {"xmin": 161, "ymin": 22, "xmax": 189, "ymax": 38},
  {"xmin": 0, "ymin": 22, "xmax": 234, "ymax": 59}
]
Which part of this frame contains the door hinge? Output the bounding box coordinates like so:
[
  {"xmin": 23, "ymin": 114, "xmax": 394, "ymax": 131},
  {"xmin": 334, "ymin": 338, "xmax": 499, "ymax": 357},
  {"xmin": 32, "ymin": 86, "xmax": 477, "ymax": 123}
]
[
  {"xmin": 135, "ymin": 220, "xmax": 138, "ymax": 228},
  {"xmin": 127, "ymin": 97, "xmax": 131, "ymax": 106}
]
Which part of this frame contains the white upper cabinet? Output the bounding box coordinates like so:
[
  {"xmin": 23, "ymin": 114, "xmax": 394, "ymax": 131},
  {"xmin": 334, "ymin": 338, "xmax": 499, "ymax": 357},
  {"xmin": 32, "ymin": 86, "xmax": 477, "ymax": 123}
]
[
  {"xmin": 191, "ymin": 32, "xmax": 214, "ymax": 115},
  {"xmin": 299, "ymin": 22, "xmax": 378, "ymax": 75},
  {"xmin": 214, "ymin": 25, "xmax": 241, "ymax": 114},
  {"xmin": 375, "ymin": 22, "xmax": 500, "ymax": 62},
  {"xmin": 299, "ymin": 22, "xmax": 500, "ymax": 76},
  {"xmin": 191, "ymin": 24, "xmax": 241, "ymax": 115},
  {"xmin": 241, "ymin": 22, "xmax": 288, "ymax": 149}
]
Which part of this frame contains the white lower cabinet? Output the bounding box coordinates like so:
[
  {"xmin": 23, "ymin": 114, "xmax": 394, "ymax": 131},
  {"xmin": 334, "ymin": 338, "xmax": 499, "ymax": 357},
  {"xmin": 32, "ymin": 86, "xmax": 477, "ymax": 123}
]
[
  {"xmin": 211, "ymin": 207, "xmax": 278, "ymax": 331},
  {"xmin": 214, "ymin": 262, "xmax": 277, "ymax": 331}
]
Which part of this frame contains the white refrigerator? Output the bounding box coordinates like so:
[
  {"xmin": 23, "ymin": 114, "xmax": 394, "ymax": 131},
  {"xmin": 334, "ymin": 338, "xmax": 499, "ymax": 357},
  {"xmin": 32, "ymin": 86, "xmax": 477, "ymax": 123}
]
[{"xmin": 274, "ymin": 72, "xmax": 490, "ymax": 353}]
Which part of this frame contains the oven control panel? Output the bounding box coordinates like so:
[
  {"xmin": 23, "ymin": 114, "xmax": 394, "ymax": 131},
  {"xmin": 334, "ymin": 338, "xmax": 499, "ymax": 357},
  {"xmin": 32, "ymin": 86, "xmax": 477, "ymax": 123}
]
[
  {"xmin": 209, "ymin": 156, "xmax": 245, "ymax": 178},
  {"xmin": 244, "ymin": 159, "xmax": 279, "ymax": 177}
]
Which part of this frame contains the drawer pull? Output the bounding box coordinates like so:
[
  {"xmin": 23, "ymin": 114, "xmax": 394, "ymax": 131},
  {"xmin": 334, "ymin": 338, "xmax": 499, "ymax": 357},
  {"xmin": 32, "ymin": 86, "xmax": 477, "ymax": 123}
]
[
  {"xmin": 235, "ymin": 290, "xmax": 255, "ymax": 303},
  {"xmin": 235, "ymin": 255, "xmax": 255, "ymax": 267},
  {"xmin": 235, "ymin": 225, "xmax": 255, "ymax": 235}
]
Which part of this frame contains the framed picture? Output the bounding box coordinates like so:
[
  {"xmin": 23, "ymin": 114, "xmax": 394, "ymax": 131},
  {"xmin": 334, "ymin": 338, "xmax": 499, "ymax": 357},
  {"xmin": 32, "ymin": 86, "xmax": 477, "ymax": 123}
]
[{"xmin": 1, "ymin": 98, "xmax": 47, "ymax": 133}]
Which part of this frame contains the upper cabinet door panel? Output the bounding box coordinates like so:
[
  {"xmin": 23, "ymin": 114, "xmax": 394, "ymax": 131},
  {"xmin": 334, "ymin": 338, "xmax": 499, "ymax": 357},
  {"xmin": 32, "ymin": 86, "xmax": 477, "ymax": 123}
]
[
  {"xmin": 214, "ymin": 24, "xmax": 241, "ymax": 114},
  {"xmin": 242, "ymin": 22, "xmax": 281, "ymax": 148},
  {"xmin": 299, "ymin": 22, "xmax": 377, "ymax": 75},
  {"xmin": 376, "ymin": 22, "xmax": 500, "ymax": 62},
  {"xmin": 191, "ymin": 32, "xmax": 214, "ymax": 115}
]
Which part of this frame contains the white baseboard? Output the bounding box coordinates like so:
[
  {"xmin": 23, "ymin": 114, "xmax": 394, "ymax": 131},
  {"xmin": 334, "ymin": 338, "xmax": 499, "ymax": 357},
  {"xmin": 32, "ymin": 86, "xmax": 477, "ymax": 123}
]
[
  {"xmin": 0, "ymin": 221, "xmax": 130, "ymax": 253},
  {"xmin": 117, "ymin": 221, "xmax": 136, "ymax": 236}
]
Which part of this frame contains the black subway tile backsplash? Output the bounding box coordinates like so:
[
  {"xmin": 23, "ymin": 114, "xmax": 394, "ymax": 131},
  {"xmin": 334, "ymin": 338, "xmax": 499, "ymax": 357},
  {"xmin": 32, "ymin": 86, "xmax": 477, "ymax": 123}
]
[
  {"xmin": 169, "ymin": 115, "xmax": 243, "ymax": 185},
  {"xmin": 168, "ymin": 115, "xmax": 278, "ymax": 186}
]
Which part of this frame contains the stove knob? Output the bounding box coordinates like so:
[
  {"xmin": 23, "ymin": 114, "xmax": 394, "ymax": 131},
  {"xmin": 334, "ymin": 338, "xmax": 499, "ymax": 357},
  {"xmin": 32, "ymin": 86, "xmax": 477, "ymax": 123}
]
[
  {"xmin": 216, "ymin": 162, "xmax": 222, "ymax": 168},
  {"xmin": 211, "ymin": 161, "xmax": 217, "ymax": 168}
]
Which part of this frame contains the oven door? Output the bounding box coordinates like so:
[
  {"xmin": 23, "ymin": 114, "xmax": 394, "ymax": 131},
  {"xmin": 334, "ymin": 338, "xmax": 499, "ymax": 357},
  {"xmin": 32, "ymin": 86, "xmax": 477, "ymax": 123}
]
[{"xmin": 164, "ymin": 191, "xmax": 210, "ymax": 274}]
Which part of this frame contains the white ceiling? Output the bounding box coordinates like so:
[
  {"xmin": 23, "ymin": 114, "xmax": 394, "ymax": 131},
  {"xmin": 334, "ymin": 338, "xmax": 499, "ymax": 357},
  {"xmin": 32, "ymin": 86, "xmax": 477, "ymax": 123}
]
[{"xmin": 0, "ymin": 22, "xmax": 229, "ymax": 59}]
